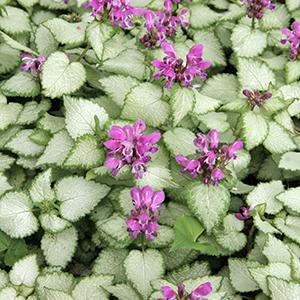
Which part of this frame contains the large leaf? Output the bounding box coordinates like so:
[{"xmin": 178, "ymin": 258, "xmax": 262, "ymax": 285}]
[
  {"xmin": 279, "ymin": 152, "xmax": 300, "ymax": 171},
  {"xmin": 268, "ymin": 277, "xmax": 300, "ymax": 300}
]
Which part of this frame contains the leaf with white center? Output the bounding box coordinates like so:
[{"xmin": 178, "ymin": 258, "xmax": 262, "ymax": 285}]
[
  {"xmin": 286, "ymin": 0, "xmax": 300, "ymax": 11},
  {"xmin": 37, "ymin": 130, "xmax": 74, "ymax": 167},
  {"xmin": 247, "ymin": 181, "xmax": 284, "ymax": 214},
  {"xmin": 1, "ymin": 72, "xmax": 40, "ymax": 98},
  {"xmin": 64, "ymin": 135, "xmax": 104, "ymax": 169},
  {"xmin": 6, "ymin": 129, "xmax": 44, "ymax": 157},
  {"xmin": 122, "ymin": 83, "xmax": 169, "ymax": 127},
  {"xmin": 238, "ymin": 58, "xmax": 275, "ymax": 90},
  {"xmin": 276, "ymin": 187, "xmax": 300, "ymax": 213},
  {"xmin": 189, "ymin": 4, "xmax": 219, "ymax": 29},
  {"xmin": 17, "ymin": 100, "xmax": 50, "ymax": 125},
  {"xmin": 41, "ymin": 52, "xmax": 86, "ymax": 98},
  {"xmin": 0, "ymin": 103, "xmax": 22, "ymax": 131},
  {"xmin": 0, "ymin": 173, "xmax": 11, "ymax": 197},
  {"xmin": 0, "ymin": 191, "xmax": 38, "ymax": 238},
  {"xmin": 102, "ymin": 49, "xmax": 146, "ymax": 80},
  {"xmin": 38, "ymin": 113, "xmax": 65, "ymax": 134},
  {"xmin": 194, "ymin": 30, "xmax": 225, "ymax": 66},
  {"xmin": 228, "ymin": 259, "xmax": 260, "ymax": 292},
  {"xmin": 106, "ymin": 284, "xmax": 141, "ymax": 300},
  {"xmin": 87, "ymin": 22, "xmax": 114, "ymax": 61},
  {"xmin": 64, "ymin": 97, "xmax": 108, "ymax": 139},
  {"xmin": 0, "ymin": 44, "xmax": 19, "ymax": 74},
  {"xmin": 186, "ymin": 182, "xmax": 231, "ymax": 233},
  {"xmin": 249, "ymin": 263, "xmax": 291, "ymax": 295},
  {"xmin": 192, "ymin": 90, "xmax": 222, "ymax": 115},
  {"xmin": 163, "ymin": 128, "xmax": 196, "ymax": 156},
  {"xmin": 0, "ymin": 153, "xmax": 14, "ymax": 172},
  {"xmin": 40, "ymin": 213, "xmax": 71, "ymax": 233},
  {"xmin": 198, "ymin": 112, "xmax": 229, "ymax": 132},
  {"xmin": 9, "ymin": 255, "xmax": 38, "ymax": 287},
  {"xmin": 124, "ymin": 249, "xmax": 164, "ymax": 300},
  {"xmin": 45, "ymin": 18, "xmax": 86, "ymax": 46},
  {"xmin": 147, "ymin": 226, "xmax": 174, "ymax": 249},
  {"xmin": 253, "ymin": 214, "xmax": 280, "ymax": 234},
  {"xmin": 274, "ymin": 216, "xmax": 300, "ymax": 244},
  {"xmin": 0, "ymin": 287, "xmax": 17, "ymax": 300},
  {"xmin": 241, "ymin": 111, "xmax": 269, "ymax": 150},
  {"xmin": 260, "ymin": 4, "xmax": 289, "ymax": 30},
  {"xmin": 44, "ymin": 289, "xmax": 73, "ymax": 300},
  {"xmin": 56, "ymin": 176, "xmax": 110, "ymax": 222},
  {"xmin": 286, "ymin": 60, "xmax": 300, "ymax": 83},
  {"xmin": 35, "ymin": 25, "xmax": 58, "ymax": 56},
  {"xmin": 0, "ymin": 6, "xmax": 30, "ymax": 34},
  {"xmin": 231, "ymin": 25, "xmax": 267, "ymax": 57},
  {"xmin": 263, "ymin": 121, "xmax": 296, "ymax": 154},
  {"xmin": 170, "ymin": 85, "xmax": 195, "ymax": 126},
  {"xmin": 93, "ymin": 248, "xmax": 128, "ymax": 283},
  {"xmin": 268, "ymin": 277, "xmax": 300, "ymax": 300},
  {"xmin": 17, "ymin": 0, "xmax": 38, "ymax": 8},
  {"xmin": 29, "ymin": 169, "xmax": 54, "ymax": 204},
  {"xmin": 0, "ymin": 126, "xmax": 21, "ymax": 149},
  {"xmin": 41, "ymin": 226, "xmax": 78, "ymax": 268},
  {"xmin": 279, "ymin": 152, "xmax": 300, "ymax": 171},
  {"xmin": 72, "ymin": 275, "xmax": 113, "ymax": 300}
]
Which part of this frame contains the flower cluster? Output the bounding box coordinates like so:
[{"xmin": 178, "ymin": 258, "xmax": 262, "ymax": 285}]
[
  {"xmin": 126, "ymin": 186, "xmax": 165, "ymax": 240},
  {"xmin": 235, "ymin": 205, "xmax": 254, "ymax": 221},
  {"xmin": 176, "ymin": 129, "xmax": 243, "ymax": 186},
  {"xmin": 242, "ymin": 89, "xmax": 272, "ymax": 108},
  {"xmin": 20, "ymin": 53, "xmax": 47, "ymax": 77},
  {"xmin": 281, "ymin": 20, "xmax": 300, "ymax": 61},
  {"xmin": 159, "ymin": 282, "xmax": 212, "ymax": 300},
  {"xmin": 152, "ymin": 41, "xmax": 211, "ymax": 88},
  {"xmin": 83, "ymin": 0, "xmax": 135, "ymax": 28},
  {"xmin": 104, "ymin": 120, "xmax": 161, "ymax": 179},
  {"xmin": 241, "ymin": 0, "xmax": 275, "ymax": 20},
  {"xmin": 137, "ymin": 0, "xmax": 189, "ymax": 49}
]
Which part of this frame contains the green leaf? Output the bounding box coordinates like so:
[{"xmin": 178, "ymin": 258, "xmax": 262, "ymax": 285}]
[
  {"xmin": 279, "ymin": 152, "xmax": 300, "ymax": 171},
  {"xmin": 0, "ymin": 191, "xmax": 38, "ymax": 238},
  {"xmin": 124, "ymin": 249, "xmax": 164, "ymax": 300},
  {"xmin": 0, "ymin": 6, "xmax": 30, "ymax": 34},
  {"xmin": 263, "ymin": 121, "xmax": 296, "ymax": 154},
  {"xmin": 29, "ymin": 129, "xmax": 51, "ymax": 146},
  {"xmin": 1, "ymin": 72, "xmax": 40, "ymax": 97},
  {"xmin": 4, "ymin": 239, "xmax": 28, "ymax": 267},
  {"xmin": 64, "ymin": 97, "xmax": 108, "ymax": 139},
  {"xmin": 238, "ymin": 58, "xmax": 276, "ymax": 90},
  {"xmin": 231, "ymin": 25, "xmax": 267, "ymax": 57},
  {"xmin": 41, "ymin": 226, "xmax": 78, "ymax": 268},
  {"xmin": 0, "ymin": 230, "xmax": 11, "ymax": 252},
  {"xmin": 0, "ymin": 43, "xmax": 19, "ymax": 74},
  {"xmin": 186, "ymin": 182, "xmax": 231, "ymax": 233},
  {"xmin": 5, "ymin": 129, "xmax": 45, "ymax": 157},
  {"xmin": 170, "ymin": 85, "xmax": 195, "ymax": 126},
  {"xmin": 268, "ymin": 277, "xmax": 300, "ymax": 300},
  {"xmin": 247, "ymin": 181, "xmax": 284, "ymax": 214},
  {"xmin": 0, "ymin": 153, "xmax": 14, "ymax": 172},
  {"xmin": 121, "ymin": 83, "xmax": 169, "ymax": 127},
  {"xmin": 9, "ymin": 254, "xmax": 39, "ymax": 287},
  {"xmin": 192, "ymin": 90, "xmax": 222, "ymax": 115},
  {"xmin": 35, "ymin": 25, "xmax": 58, "ymax": 56},
  {"xmin": 189, "ymin": 4, "xmax": 219, "ymax": 29},
  {"xmin": 241, "ymin": 111, "xmax": 269, "ymax": 150},
  {"xmin": 41, "ymin": 52, "xmax": 86, "ymax": 98},
  {"xmin": 163, "ymin": 128, "xmax": 196, "ymax": 156},
  {"xmin": 102, "ymin": 49, "xmax": 146, "ymax": 80},
  {"xmin": 56, "ymin": 176, "xmax": 110, "ymax": 222}
]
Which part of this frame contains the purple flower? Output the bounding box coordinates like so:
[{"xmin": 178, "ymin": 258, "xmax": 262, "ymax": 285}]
[
  {"xmin": 241, "ymin": 0, "xmax": 275, "ymax": 20},
  {"xmin": 235, "ymin": 205, "xmax": 254, "ymax": 221},
  {"xmin": 83, "ymin": 0, "xmax": 134, "ymax": 28},
  {"xmin": 126, "ymin": 186, "xmax": 165, "ymax": 240},
  {"xmin": 152, "ymin": 41, "xmax": 211, "ymax": 88},
  {"xmin": 104, "ymin": 120, "xmax": 161, "ymax": 178},
  {"xmin": 159, "ymin": 282, "xmax": 212, "ymax": 300},
  {"xmin": 20, "ymin": 53, "xmax": 47, "ymax": 77},
  {"xmin": 281, "ymin": 20, "xmax": 300, "ymax": 61},
  {"xmin": 176, "ymin": 129, "xmax": 244, "ymax": 186},
  {"xmin": 242, "ymin": 89, "xmax": 272, "ymax": 108}
]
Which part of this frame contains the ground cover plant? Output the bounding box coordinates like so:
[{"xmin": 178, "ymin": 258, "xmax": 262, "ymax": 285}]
[{"xmin": 0, "ymin": 0, "xmax": 300, "ymax": 298}]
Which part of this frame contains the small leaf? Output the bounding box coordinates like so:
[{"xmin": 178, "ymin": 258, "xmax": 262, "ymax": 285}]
[
  {"xmin": 106, "ymin": 284, "xmax": 141, "ymax": 300},
  {"xmin": 0, "ymin": 44, "xmax": 19, "ymax": 74},
  {"xmin": 192, "ymin": 90, "xmax": 222, "ymax": 115},
  {"xmin": 0, "ymin": 103, "xmax": 22, "ymax": 131},
  {"xmin": 39, "ymin": 213, "xmax": 71, "ymax": 233},
  {"xmin": 35, "ymin": 25, "xmax": 58, "ymax": 56},
  {"xmin": 189, "ymin": 4, "xmax": 219, "ymax": 29},
  {"xmin": 279, "ymin": 152, "xmax": 300, "ymax": 171}
]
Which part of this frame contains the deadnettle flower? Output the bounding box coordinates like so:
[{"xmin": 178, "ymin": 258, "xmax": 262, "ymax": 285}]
[
  {"xmin": 152, "ymin": 41, "xmax": 211, "ymax": 88},
  {"xmin": 235, "ymin": 205, "xmax": 254, "ymax": 221},
  {"xmin": 159, "ymin": 282, "xmax": 212, "ymax": 300},
  {"xmin": 83, "ymin": 0, "xmax": 134, "ymax": 28},
  {"xmin": 104, "ymin": 120, "xmax": 161, "ymax": 179},
  {"xmin": 242, "ymin": 89, "xmax": 272, "ymax": 108},
  {"xmin": 281, "ymin": 20, "xmax": 300, "ymax": 61},
  {"xmin": 241, "ymin": 0, "xmax": 275, "ymax": 20},
  {"xmin": 20, "ymin": 53, "xmax": 47, "ymax": 77},
  {"xmin": 126, "ymin": 186, "xmax": 165, "ymax": 240},
  {"xmin": 176, "ymin": 129, "xmax": 243, "ymax": 186}
]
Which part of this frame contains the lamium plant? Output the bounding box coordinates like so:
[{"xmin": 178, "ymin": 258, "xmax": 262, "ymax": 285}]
[{"xmin": 0, "ymin": 0, "xmax": 299, "ymax": 299}]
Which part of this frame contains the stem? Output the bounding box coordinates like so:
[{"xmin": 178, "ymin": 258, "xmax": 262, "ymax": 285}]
[
  {"xmin": 251, "ymin": 17, "xmax": 255, "ymax": 30},
  {"xmin": 76, "ymin": 45, "xmax": 90, "ymax": 62},
  {"xmin": 141, "ymin": 233, "xmax": 145, "ymax": 253}
]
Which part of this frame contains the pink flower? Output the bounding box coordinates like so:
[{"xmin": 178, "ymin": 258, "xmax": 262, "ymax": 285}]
[
  {"xmin": 241, "ymin": 0, "xmax": 275, "ymax": 20},
  {"xmin": 235, "ymin": 205, "xmax": 254, "ymax": 221},
  {"xmin": 20, "ymin": 53, "xmax": 47, "ymax": 77},
  {"xmin": 126, "ymin": 186, "xmax": 165, "ymax": 240},
  {"xmin": 152, "ymin": 41, "xmax": 211, "ymax": 88},
  {"xmin": 159, "ymin": 282, "xmax": 212, "ymax": 300},
  {"xmin": 176, "ymin": 129, "xmax": 244, "ymax": 186},
  {"xmin": 242, "ymin": 89, "xmax": 272, "ymax": 108},
  {"xmin": 104, "ymin": 120, "xmax": 161, "ymax": 178},
  {"xmin": 281, "ymin": 20, "xmax": 300, "ymax": 60}
]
